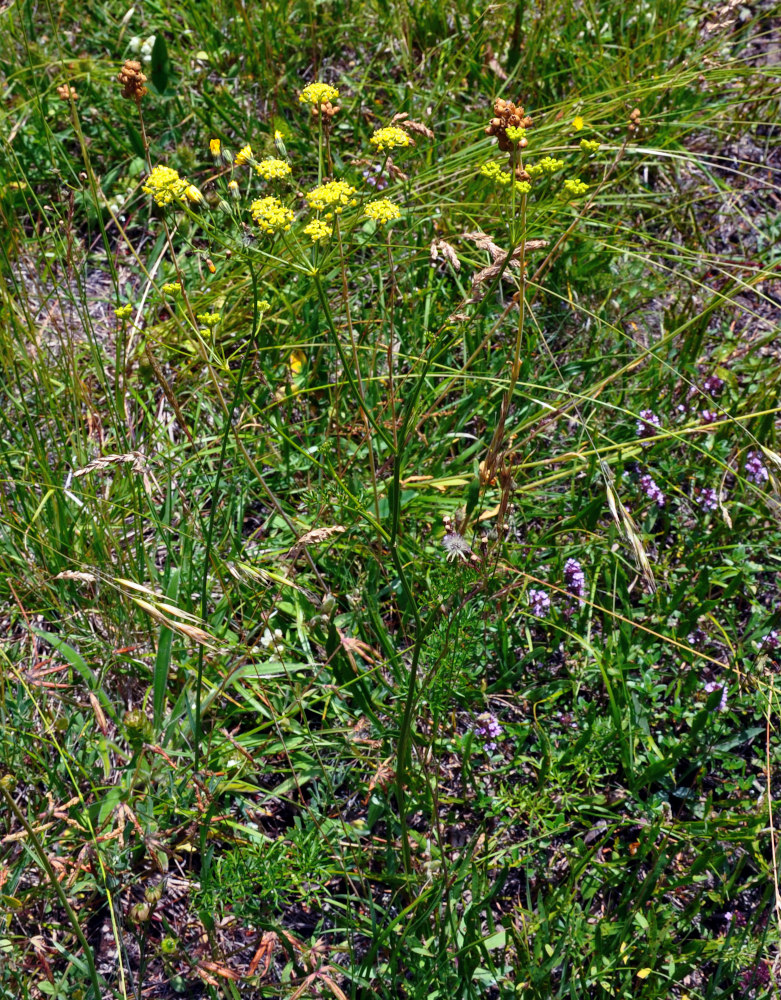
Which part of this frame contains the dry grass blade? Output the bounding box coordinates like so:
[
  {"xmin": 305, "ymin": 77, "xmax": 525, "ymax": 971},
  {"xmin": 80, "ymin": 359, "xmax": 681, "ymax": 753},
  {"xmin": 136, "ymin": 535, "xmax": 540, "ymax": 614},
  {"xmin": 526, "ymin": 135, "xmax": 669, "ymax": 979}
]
[
  {"xmin": 601, "ymin": 461, "xmax": 657, "ymax": 593},
  {"xmin": 430, "ymin": 238, "xmax": 460, "ymax": 271}
]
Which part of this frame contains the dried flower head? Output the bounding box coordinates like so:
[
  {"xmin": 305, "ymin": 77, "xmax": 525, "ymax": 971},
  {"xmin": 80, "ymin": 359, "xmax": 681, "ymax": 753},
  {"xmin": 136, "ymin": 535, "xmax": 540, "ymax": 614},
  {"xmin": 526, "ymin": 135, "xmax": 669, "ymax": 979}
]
[
  {"xmin": 57, "ymin": 84, "xmax": 78, "ymax": 101},
  {"xmin": 364, "ymin": 198, "xmax": 401, "ymax": 225},
  {"xmin": 256, "ymin": 157, "xmax": 292, "ymax": 181},
  {"xmin": 485, "ymin": 98, "xmax": 534, "ymax": 153},
  {"xmin": 303, "ymin": 218, "xmax": 333, "ymax": 243},
  {"xmin": 370, "ymin": 126, "xmax": 413, "ymax": 153},
  {"xmin": 442, "ymin": 531, "xmax": 473, "ymax": 563},
  {"xmin": 250, "ymin": 195, "xmax": 294, "ymax": 235},
  {"xmin": 117, "ymin": 59, "xmax": 147, "ymax": 101},
  {"xmin": 306, "ymin": 180, "xmax": 356, "ymax": 214},
  {"xmin": 142, "ymin": 165, "xmax": 189, "ymax": 206}
]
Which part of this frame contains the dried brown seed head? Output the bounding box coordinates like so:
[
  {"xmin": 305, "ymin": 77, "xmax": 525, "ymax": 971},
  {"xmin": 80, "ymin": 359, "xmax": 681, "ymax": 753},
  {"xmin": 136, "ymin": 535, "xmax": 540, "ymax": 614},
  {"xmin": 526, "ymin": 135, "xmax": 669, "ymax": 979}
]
[{"xmin": 117, "ymin": 59, "xmax": 147, "ymax": 101}]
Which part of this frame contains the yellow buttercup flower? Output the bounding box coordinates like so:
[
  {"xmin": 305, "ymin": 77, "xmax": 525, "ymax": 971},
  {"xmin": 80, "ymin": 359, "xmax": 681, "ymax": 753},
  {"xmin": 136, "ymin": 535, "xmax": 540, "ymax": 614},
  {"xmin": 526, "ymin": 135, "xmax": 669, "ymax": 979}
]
[
  {"xmin": 250, "ymin": 195, "xmax": 294, "ymax": 234},
  {"xmin": 299, "ymin": 82, "xmax": 339, "ymax": 106},
  {"xmin": 306, "ymin": 180, "xmax": 356, "ymax": 213},
  {"xmin": 303, "ymin": 218, "xmax": 333, "ymax": 243},
  {"xmin": 142, "ymin": 165, "xmax": 189, "ymax": 206},
  {"xmin": 369, "ymin": 126, "xmax": 411, "ymax": 153},
  {"xmin": 255, "ymin": 157, "xmax": 292, "ymax": 181},
  {"xmin": 364, "ymin": 198, "xmax": 401, "ymax": 225}
]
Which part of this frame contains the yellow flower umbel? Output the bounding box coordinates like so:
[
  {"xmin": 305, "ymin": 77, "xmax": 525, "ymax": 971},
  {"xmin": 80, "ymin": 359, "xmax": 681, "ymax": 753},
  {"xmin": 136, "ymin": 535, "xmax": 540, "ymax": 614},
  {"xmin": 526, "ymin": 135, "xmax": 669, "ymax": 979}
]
[
  {"xmin": 369, "ymin": 126, "xmax": 412, "ymax": 153},
  {"xmin": 504, "ymin": 125, "xmax": 527, "ymax": 145},
  {"xmin": 580, "ymin": 139, "xmax": 601, "ymax": 154},
  {"xmin": 250, "ymin": 196, "xmax": 294, "ymax": 235},
  {"xmin": 364, "ymin": 198, "xmax": 401, "ymax": 225},
  {"xmin": 306, "ymin": 180, "xmax": 356, "ymax": 216},
  {"xmin": 480, "ymin": 161, "xmax": 511, "ymax": 185},
  {"xmin": 142, "ymin": 165, "xmax": 189, "ymax": 206},
  {"xmin": 196, "ymin": 312, "xmax": 221, "ymax": 326},
  {"xmin": 255, "ymin": 158, "xmax": 292, "ymax": 181},
  {"xmin": 299, "ymin": 82, "xmax": 340, "ymax": 107},
  {"xmin": 562, "ymin": 178, "xmax": 588, "ymax": 196},
  {"xmin": 303, "ymin": 218, "xmax": 333, "ymax": 243},
  {"xmin": 235, "ymin": 144, "xmax": 255, "ymax": 167},
  {"xmin": 526, "ymin": 156, "xmax": 564, "ymax": 178},
  {"xmin": 114, "ymin": 304, "xmax": 133, "ymax": 319},
  {"xmin": 161, "ymin": 282, "xmax": 182, "ymax": 295}
]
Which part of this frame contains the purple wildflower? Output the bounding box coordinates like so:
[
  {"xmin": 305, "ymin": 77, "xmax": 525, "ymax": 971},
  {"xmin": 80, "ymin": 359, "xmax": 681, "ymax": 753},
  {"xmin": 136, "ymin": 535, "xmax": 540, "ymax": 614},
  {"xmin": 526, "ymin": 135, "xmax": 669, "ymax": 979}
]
[
  {"xmin": 702, "ymin": 374, "xmax": 725, "ymax": 397},
  {"xmin": 704, "ymin": 680, "xmax": 728, "ymax": 712},
  {"xmin": 564, "ymin": 558, "xmax": 586, "ymax": 600},
  {"xmin": 739, "ymin": 961, "xmax": 771, "ymax": 992},
  {"xmin": 695, "ymin": 487, "xmax": 718, "ymax": 511},
  {"xmin": 472, "ymin": 713, "xmax": 503, "ymax": 750},
  {"xmin": 700, "ymin": 409, "xmax": 718, "ymax": 425},
  {"xmin": 362, "ymin": 164, "xmax": 388, "ymax": 190},
  {"xmin": 760, "ymin": 630, "xmax": 779, "ymax": 651},
  {"xmin": 745, "ymin": 450, "xmax": 768, "ymax": 485},
  {"xmin": 638, "ymin": 471, "xmax": 665, "ymax": 507},
  {"xmin": 636, "ymin": 409, "xmax": 662, "ymax": 445},
  {"xmin": 528, "ymin": 588, "xmax": 550, "ymax": 617}
]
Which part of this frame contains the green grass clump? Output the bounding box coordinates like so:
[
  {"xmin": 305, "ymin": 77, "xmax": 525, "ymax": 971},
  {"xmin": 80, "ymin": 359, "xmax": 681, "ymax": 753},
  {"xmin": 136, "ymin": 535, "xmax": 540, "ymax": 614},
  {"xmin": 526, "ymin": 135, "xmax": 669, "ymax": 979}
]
[{"xmin": 1, "ymin": 0, "xmax": 780, "ymax": 998}]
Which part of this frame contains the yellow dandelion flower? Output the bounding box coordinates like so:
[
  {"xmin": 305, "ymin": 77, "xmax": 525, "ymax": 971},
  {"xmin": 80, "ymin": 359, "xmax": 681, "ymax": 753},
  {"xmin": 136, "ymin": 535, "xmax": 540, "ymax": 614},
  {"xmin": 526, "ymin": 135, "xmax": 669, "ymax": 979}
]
[
  {"xmin": 255, "ymin": 157, "xmax": 292, "ymax": 181},
  {"xmin": 209, "ymin": 138, "xmax": 221, "ymax": 157},
  {"xmin": 228, "ymin": 179, "xmax": 240, "ymax": 200},
  {"xmin": 573, "ymin": 115, "xmax": 584, "ymax": 131},
  {"xmin": 299, "ymin": 82, "xmax": 339, "ymax": 106},
  {"xmin": 250, "ymin": 195, "xmax": 294, "ymax": 234},
  {"xmin": 142, "ymin": 165, "xmax": 189, "ymax": 206},
  {"xmin": 303, "ymin": 218, "xmax": 333, "ymax": 243},
  {"xmin": 306, "ymin": 179, "xmax": 356, "ymax": 213},
  {"xmin": 369, "ymin": 126, "xmax": 411, "ymax": 153},
  {"xmin": 235, "ymin": 144, "xmax": 255, "ymax": 166},
  {"xmin": 274, "ymin": 129, "xmax": 283, "ymax": 141},
  {"xmin": 185, "ymin": 184, "xmax": 205, "ymax": 204},
  {"xmin": 364, "ymin": 198, "xmax": 401, "ymax": 225}
]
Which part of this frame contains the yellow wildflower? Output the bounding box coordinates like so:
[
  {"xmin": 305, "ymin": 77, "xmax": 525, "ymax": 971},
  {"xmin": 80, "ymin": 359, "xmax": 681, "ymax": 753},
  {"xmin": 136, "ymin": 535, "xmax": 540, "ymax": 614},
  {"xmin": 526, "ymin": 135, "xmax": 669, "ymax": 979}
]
[
  {"xmin": 185, "ymin": 184, "xmax": 204, "ymax": 204},
  {"xmin": 274, "ymin": 129, "xmax": 283, "ymax": 141},
  {"xmin": 257, "ymin": 299, "xmax": 271, "ymax": 312},
  {"xmin": 235, "ymin": 144, "xmax": 255, "ymax": 167},
  {"xmin": 573, "ymin": 115, "xmax": 584, "ymax": 130},
  {"xmin": 369, "ymin": 126, "xmax": 411, "ymax": 153},
  {"xmin": 142, "ymin": 165, "xmax": 189, "ymax": 206},
  {"xmin": 526, "ymin": 156, "xmax": 564, "ymax": 177},
  {"xmin": 480, "ymin": 161, "xmax": 511, "ymax": 185},
  {"xmin": 299, "ymin": 82, "xmax": 339, "ymax": 106},
  {"xmin": 209, "ymin": 138, "xmax": 221, "ymax": 157},
  {"xmin": 250, "ymin": 195, "xmax": 294, "ymax": 234},
  {"xmin": 364, "ymin": 198, "xmax": 401, "ymax": 225},
  {"xmin": 161, "ymin": 282, "xmax": 181, "ymax": 295},
  {"xmin": 306, "ymin": 180, "xmax": 356, "ymax": 214},
  {"xmin": 580, "ymin": 139, "xmax": 601, "ymax": 153},
  {"xmin": 505, "ymin": 125, "xmax": 526, "ymax": 143},
  {"xmin": 228, "ymin": 179, "xmax": 240, "ymax": 200},
  {"xmin": 255, "ymin": 157, "xmax": 292, "ymax": 181},
  {"xmin": 196, "ymin": 312, "xmax": 221, "ymax": 325},
  {"xmin": 303, "ymin": 218, "xmax": 333, "ymax": 243},
  {"xmin": 515, "ymin": 180, "xmax": 531, "ymax": 194},
  {"xmin": 114, "ymin": 304, "xmax": 133, "ymax": 319},
  {"xmin": 562, "ymin": 177, "xmax": 588, "ymax": 196}
]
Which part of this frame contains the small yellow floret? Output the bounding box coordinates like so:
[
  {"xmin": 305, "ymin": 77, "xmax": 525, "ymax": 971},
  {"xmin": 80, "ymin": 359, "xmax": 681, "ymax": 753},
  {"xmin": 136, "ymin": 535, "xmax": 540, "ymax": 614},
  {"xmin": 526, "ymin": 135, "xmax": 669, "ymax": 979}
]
[
  {"xmin": 250, "ymin": 196, "xmax": 294, "ymax": 234},
  {"xmin": 515, "ymin": 180, "xmax": 531, "ymax": 194},
  {"xmin": 142, "ymin": 165, "xmax": 189, "ymax": 206},
  {"xmin": 573, "ymin": 116, "xmax": 584, "ymax": 131},
  {"xmin": 299, "ymin": 82, "xmax": 339, "ymax": 106},
  {"xmin": 255, "ymin": 158, "xmax": 292, "ymax": 181},
  {"xmin": 235, "ymin": 144, "xmax": 254, "ymax": 166},
  {"xmin": 303, "ymin": 218, "xmax": 333, "ymax": 243},
  {"xmin": 306, "ymin": 180, "xmax": 356, "ymax": 213},
  {"xmin": 562, "ymin": 177, "xmax": 589, "ymax": 196},
  {"xmin": 161, "ymin": 282, "xmax": 181, "ymax": 295},
  {"xmin": 114, "ymin": 304, "xmax": 133, "ymax": 319},
  {"xmin": 364, "ymin": 198, "xmax": 401, "ymax": 225},
  {"xmin": 369, "ymin": 126, "xmax": 411, "ymax": 153},
  {"xmin": 580, "ymin": 139, "xmax": 601, "ymax": 153},
  {"xmin": 196, "ymin": 312, "xmax": 221, "ymax": 325}
]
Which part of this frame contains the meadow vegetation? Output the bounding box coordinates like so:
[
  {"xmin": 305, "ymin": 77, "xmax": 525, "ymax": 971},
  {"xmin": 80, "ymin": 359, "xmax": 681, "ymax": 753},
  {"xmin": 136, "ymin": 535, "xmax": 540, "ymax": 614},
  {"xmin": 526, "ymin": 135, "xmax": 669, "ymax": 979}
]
[{"xmin": 1, "ymin": 0, "xmax": 780, "ymax": 997}]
